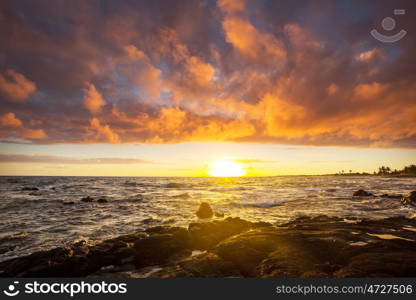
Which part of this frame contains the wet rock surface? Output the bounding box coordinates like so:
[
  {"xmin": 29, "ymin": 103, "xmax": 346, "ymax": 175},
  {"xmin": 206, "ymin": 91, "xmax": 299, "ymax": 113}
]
[
  {"xmin": 22, "ymin": 187, "xmax": 39, "ymax": 191},
  {"xmin": 62, "ymin": 201, "xmax": 75, "ymax": 205},
  {"xmin": 81, "ymin": 196, "xmax": 94, "ymax": 203},
  {"xmin": 1, "ymin": 216, "xmax": 416, "ymax": 278},
  {"xmin": 401, "ymin": 191, "xmax": 416, "ymax": 206},
  {"xmin": 353, "ymin": 189, "xmax": 374, "ymax": 197},
  {"xmin": 195, "ymin": 202, "xmax": 214, "ymax": 219}
]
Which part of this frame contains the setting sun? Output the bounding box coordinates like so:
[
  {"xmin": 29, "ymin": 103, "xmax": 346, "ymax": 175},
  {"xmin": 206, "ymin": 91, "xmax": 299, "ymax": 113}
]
[{"xmin": 208, "ymin": 159, "xmax": 245, "ymax": 177}]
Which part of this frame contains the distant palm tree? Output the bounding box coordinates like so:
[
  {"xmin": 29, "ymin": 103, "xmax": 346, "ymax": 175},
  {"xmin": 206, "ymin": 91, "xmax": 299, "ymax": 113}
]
[{"xmin": 375, "ymin": 164, "xmax": 416, "ymax": 176}]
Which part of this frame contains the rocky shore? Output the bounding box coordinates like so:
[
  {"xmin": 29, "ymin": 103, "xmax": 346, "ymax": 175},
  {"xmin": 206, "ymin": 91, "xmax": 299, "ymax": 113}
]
[{"xmin": 1, "ymin": 210, "xmax": 416, "ymax": 278}]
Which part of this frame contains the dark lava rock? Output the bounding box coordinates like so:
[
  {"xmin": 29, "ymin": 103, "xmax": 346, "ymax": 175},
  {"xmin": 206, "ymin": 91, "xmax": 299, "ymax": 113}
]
[
  {"xmin": 22, "ymin": 187, "xmax": 39, "ymax": 191},
  {"xmin": 214, "ymin": 211, "xmax": 224, "ymax": 218},
  {"xmin": 334, "ymin": 252, "xmax": 416, "ymax": 277},
  {"xmin": 196, "ymin": 202, "xmax": 214, "ymax": 219},
  {"xmin": 142, "ymin": 217, "xmax": 158, "ymax": 225},
  {"xmin": 215, "ymin": 229, "xmax": 284, "ymax": 276},
  {"xmin": 97, "ymin": 198, "xmax": 108, "ymax": 203},
  {"xmin": 188, "ymin": 217, "xmax": 252, "ymax": 250},
  {"xmin": 401, "ymin": 191, "xmax": 416, "ymax": 206},
  {"xmin": 353, "ymin": 189, "xmax": 373, "ymax": 197},
  {"xmin": 134, "ymin": 227, "xmax": 190, "ymax": 268},
  {"xmin": 0, "ymin": 247, "xmax": 79, "ymax": 277},
  {"xmin": 151, "ymin": 252, "xmax": 241, "ymax": 278},
  {"xmin": 0, "ymin": 231, "xmax": 147, "ymax": 277},
  {"xmin": 2, "ymin": 215, "xmax": 416, "ymax": 278},
  {"xmin": 62, "ymin": 201, "xmax": 75, "ymax": 205},
  {"xmin": 256, "ymin": 231, "xmax": 337, "ymax": 278},
  {"xmin": 81, "ymin": 196, "xmax": 94, "ymax": 202}
]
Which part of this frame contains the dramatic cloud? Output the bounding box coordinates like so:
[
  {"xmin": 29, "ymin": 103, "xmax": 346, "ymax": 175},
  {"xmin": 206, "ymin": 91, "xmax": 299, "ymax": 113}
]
[
  {"xmin": 122, "ymin": 45, "xmax": 163, "ymax": 98},
  {"xmin": 0, "ymin": 69, "xmax": 36, "ymax": 102},
  {"xmin": 0, "ymin": 0, "xmax": 415, "ymax": 147},
  {"xmin": 89, "ymin": 118, "xmax": 120, "ymax": 143},
  {"xmin": 83, "ymin": 83, "xmax": 107, "ymax": 114},
  {"xmin": 0, "ymin": 112, "xmax": 47, "ymax": 140},
  {"xmin": 0, "ymin": 112, "xmax": 22, "ymax": 127},
  {"xmin": 220, "ymin": 0, "xmax": 286, "ymax": 67}
]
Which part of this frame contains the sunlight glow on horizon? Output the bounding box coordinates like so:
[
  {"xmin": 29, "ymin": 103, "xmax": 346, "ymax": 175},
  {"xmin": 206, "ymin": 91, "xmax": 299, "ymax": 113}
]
[
  {"xmin": 208, "ymin": 159, "xmax": 246, "ymax": 177},
  {"xmin": 0, "ymin": 142, "xmax": 415, "ymax": 177}
]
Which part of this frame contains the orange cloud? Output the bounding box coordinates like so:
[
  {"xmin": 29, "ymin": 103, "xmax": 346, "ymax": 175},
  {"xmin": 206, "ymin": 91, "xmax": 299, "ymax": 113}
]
[
  {"xmin": 89, "ymin": 118, "xmax": 120, "ymax": 143},
  {"xmin": 156, "ymin": 29, "xmax": 216, "ymax": 101},
  {"xmin": 0, "ymin": 70, "xmax": 36, "ymax": 102},
  {"xmin": 22, "ymin": 128, "xmax": 47, "ymax": 139},
  {"xmin": 354, "ymin": 82, "xmax": 388, "ymax": 100},
  {"xmin": 0, "ymin": 113, "xmax": 23, "ymax": 127},
  {"xmin": 1, "ymin": 1, "xmax": 416, "ymax": 148},
  {"xmin": 83, "ymin": 83, "xmax": 106, "ymax": 114},
  {"xmin": 356, "ymin": 48, "xmax": 384, "ymax": 62},
  {"xmin": 217, "ymin": 0, "xmax": 246, "ymax": 14},
  {"xmin": 222, "ymin": 17, "xmax": 286, "ymax": 65},
  {"xmin": 256, "ymin": 93, "xmax": 307, "ymax": 138},
  {"xmin": 326, "ymin": 84, "xmax": 339, "ymax": 96},
  {"xmin": 0, "ymin": 112, "xmax": 47, "ymax": 140},
  {"xmin": 123, "ymin": 45, "xmax": 163, "ymax": 97}
]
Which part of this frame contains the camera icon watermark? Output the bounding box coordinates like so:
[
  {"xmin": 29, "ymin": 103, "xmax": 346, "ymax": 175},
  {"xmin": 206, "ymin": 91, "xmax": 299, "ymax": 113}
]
[
  {"xmin": 371, "ymin": 9, "xmax": 407, "ymax": 43},
  {"xmin": 3, "ymin": 281, "xmax": 20, "ymax": 297}
]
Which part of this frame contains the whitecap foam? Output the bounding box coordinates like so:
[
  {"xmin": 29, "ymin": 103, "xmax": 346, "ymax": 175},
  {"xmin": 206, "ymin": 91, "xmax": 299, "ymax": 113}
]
[
  {"xmin": 403, "ymin": 226, "xmax": 416, "ymax": 233},
  {"xmin": 349, "ymin": 241, "xmax": 368, "ymax": 246},
  {"xmin": 367, "ymin": 233, "xmax": 414, "ymax": 242}
]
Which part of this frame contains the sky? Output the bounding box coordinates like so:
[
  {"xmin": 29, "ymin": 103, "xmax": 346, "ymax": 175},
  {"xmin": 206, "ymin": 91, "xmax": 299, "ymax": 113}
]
[{"xmin": 0, "ymin": 0, "xmax": 415, "ymax": 176}]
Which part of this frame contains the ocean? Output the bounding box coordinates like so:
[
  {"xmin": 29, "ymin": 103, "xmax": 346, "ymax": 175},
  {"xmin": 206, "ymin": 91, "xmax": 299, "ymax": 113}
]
[{"xmin": 0, "ymin": 175, "xmax": 415, "ymax": 262}]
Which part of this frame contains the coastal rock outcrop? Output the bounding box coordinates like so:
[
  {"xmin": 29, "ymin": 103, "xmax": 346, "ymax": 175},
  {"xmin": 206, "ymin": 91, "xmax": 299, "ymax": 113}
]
[
  {"xmin": 401, "ymin": 191, "xmax": 416, "ymax": 206},
  {"xmin": 353, "ymin": 189, "xmax": 373, "ymax": 197},
  {"xmin": 134, "ymin": 227, "xmax": 190, "ymax": 268},
  {"xmin": 22, "ymin": 187, "xmax": 39, "ymax": 191},
  {"xmin": 148, "ymin": 252, "xmax": 242, "ymax": 278},
  {"xmin": 214, "ymin": 211, "xmax": 224, "ymax": 218},
  {"xmin": 196, "ymin": 202, "xmax": 214, "ymax": 219},
  {"xmin": 1, "ymin": 215, "xmax": 416, "ymax": 278},
  {"xmin": 81, "ymin": 196, "xmax": 94, "ymax": 203},
  {"xmin": 188, "ymin": 217, "xmax": 251, "ymax": 250},
  {"xmin": 62, "ymin": 201, "xmax": 75, "ymax": 205}
]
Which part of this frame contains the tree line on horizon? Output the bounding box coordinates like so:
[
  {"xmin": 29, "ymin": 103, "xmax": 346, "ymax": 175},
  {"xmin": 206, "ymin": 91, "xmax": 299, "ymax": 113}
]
[
  {"xmin": 335, "ymin": 164, "xmax": 416, "ymax": 176},
  {"xmin": 375, "ymin": 164, "xmax": 416, "ymax": 176}
]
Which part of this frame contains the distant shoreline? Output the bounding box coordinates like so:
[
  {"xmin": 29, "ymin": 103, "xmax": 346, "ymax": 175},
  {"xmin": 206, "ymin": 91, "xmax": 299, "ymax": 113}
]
[
  {"xmin": 0, "ymin": 174, "xmax": 416, "ymax": 178},
  {"xmin": 327, "ymin": 174, "xmax": 416, "ymax": 178}
]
